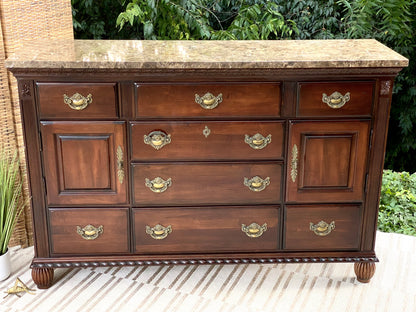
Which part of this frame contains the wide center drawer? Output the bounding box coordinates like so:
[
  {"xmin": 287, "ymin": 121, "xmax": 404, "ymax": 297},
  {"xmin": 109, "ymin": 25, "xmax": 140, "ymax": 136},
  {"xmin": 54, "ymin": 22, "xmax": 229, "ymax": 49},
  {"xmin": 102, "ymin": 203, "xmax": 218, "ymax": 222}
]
[
  {"xmin": 133, "ymin": 206, "xmax": 279, "ymax": 254},
  {"xmin": 131, "ymin": 121, "xmax": 284, "ymax": 161},
  {"xmin": 132, "ymin": 162, "xmax": 282, "ymax": 206},
  {"xmin": 135, "ymin": 82, "xmax": 281, "ymax": 118}
]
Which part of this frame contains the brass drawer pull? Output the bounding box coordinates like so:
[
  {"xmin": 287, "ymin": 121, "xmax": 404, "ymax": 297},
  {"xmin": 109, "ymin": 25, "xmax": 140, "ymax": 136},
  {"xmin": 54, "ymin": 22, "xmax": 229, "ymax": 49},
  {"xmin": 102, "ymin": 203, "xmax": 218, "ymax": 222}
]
[
  {"xmin": 245, "ymin": 133, "xmax": 272, "ymax": 149},
  {"xmin": 241, "ymin": 223, "xmax": 267, "ymax": 238},
  {"xmin": 244, "ymin": 176, "xmax": 270, "ymax": 192},
  {"xmin": 116, "ymin": 146, "xmax": 124, "ymax": 184},
  {"xmin": 144, "ymin": 131, "xmax": 171, "ymax": 150},
  {"xmin": 146, "ymin": 224, "xmax": 172, "ymax": 240},
  {"xmin": 76, "ymin": 224, "xmax": 103, "ymax": 240},
  {"xmin": 322, "ymin": 91, "xmax": 350, "ymax": 109},
  {"xmin": 290, "ymin": 144, "xmax": 298, "ymax": 183},
  {"xmin": 145, "ymin": 177, "xmax": 172, "ymax": 193},
  {"xmin": 195, "ymin": 92, "xmax": 223, "ymax": 109},
  {"xmin": 63, "ymin": 92, "xmax": 92, "ymax": 110},
  {"xmin": 310, "ymin": 220, "xmax": 335, "ymax": 236}
]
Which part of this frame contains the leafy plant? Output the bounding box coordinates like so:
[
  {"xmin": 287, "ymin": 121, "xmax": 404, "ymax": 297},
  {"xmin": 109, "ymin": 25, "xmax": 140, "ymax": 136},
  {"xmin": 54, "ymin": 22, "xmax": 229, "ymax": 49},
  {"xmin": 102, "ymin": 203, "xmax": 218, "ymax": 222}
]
[
  {"xmin": 0, "ymin": 150, "xmax": 28, "ymax": 254},
  {"xmin": 337, "ymin": 0, "xmax": 416, "ymax": 173},
  {"xmin": 72, "ymin": 0, "xmax": 133, "ymax": 39},
  {"xmin": 115, "ymin": 0, "xmax": 297, "ymax": 40},
  {"xmin": 378, "ymin": 170, "xmax": 416, "ymax": 236}
]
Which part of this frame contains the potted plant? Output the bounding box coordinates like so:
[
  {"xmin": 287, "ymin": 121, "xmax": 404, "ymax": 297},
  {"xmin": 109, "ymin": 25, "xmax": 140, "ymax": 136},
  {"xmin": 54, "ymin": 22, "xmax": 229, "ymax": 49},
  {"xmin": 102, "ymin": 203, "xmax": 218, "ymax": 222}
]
[{"xmin": 0, "ymin": 149, "xmax": 27, "ymax": 281}]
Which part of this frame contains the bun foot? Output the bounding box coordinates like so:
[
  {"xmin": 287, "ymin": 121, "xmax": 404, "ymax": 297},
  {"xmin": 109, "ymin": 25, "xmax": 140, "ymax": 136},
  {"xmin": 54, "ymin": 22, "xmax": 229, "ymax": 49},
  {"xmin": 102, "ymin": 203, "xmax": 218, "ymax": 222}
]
[
  {"xmin": 354, "ymin": 262, "xmax": 375, "ymax": 283},
  {"xmin": 32, "ymin": 267, "xmax": 54, "ymax": 289}
]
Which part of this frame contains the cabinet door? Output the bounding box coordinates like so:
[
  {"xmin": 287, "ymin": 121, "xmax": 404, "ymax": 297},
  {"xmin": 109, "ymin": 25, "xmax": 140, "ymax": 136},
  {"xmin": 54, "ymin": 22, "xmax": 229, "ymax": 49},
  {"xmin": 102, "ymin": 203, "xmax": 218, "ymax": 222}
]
[
  {"xmin": 41, "ymin": 122, "xmax": 127, "ymax": 205},
  {"xmin": 286, "ymin": 121, "xmax": 370, "ymax": 203}
]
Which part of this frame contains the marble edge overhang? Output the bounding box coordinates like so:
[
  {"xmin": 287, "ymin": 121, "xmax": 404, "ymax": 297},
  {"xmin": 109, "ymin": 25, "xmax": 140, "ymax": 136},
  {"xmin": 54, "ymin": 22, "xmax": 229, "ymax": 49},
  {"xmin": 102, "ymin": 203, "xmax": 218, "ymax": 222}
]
[{"xmin": 5, "ymin": 39, "xmax": 409, "ymax": 71}]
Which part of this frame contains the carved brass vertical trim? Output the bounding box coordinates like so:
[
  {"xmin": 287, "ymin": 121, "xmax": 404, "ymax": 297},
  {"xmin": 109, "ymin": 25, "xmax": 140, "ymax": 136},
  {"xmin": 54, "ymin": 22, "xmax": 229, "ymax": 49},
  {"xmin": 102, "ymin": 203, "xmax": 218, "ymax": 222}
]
[
  {"xmin": 290, "ymin": 144, "xmax": 298, "ymax": 183},
  {"xmin": 117, "ymin": 146, "xmax": 124, "ymax": 184}
]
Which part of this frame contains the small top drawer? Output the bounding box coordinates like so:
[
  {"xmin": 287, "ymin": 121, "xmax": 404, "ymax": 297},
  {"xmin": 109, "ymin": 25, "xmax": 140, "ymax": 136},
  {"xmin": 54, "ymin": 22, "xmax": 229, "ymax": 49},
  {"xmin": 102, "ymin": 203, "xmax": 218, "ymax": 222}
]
[
  {"xmin": 37, "ymin": 82, "xmax": 118, "ymax": 118},
  {"xmin": 135, "ymin": 82, "xmax": 281, "ymax": 118},
  {"xmin": 297, "ymin": 81, "xmax": 374, "ymax": 116}
]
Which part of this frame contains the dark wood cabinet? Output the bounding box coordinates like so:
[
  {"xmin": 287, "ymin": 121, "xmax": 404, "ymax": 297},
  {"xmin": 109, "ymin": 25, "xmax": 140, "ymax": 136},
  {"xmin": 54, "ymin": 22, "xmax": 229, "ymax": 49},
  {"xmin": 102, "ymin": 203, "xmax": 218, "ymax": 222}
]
[
  {"xmin": 286, "ymin": 120, "xmax": 370, "ymax": 203},
  {"xmin": 41, "ymin": 122, "xmax": 128, "ymax": 205},
  {"xmin": 6, "ymin": 39, "xmax": 408, "ymax": 289}
]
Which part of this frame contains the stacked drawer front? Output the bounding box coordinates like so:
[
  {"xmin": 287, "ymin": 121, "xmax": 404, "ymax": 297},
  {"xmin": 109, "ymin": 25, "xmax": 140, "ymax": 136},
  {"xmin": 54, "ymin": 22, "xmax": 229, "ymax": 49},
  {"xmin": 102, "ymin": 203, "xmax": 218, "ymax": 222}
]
[
  {"xmin": 132, "ymin": 82, "xmax": 282, "ymax": 253},
  {"xmin": 37, "ymin": 82, "xmax": 130, "ymax": 255},
  {"xmin": 283, "ymin": 81, "xmax": 375, "ymax": 251}
]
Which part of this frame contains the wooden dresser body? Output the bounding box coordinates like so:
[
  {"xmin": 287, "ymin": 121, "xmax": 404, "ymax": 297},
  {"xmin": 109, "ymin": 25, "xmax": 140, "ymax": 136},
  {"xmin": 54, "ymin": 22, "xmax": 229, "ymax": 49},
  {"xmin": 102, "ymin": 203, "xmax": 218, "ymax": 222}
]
[{"xmin": 6, "ymin": 39, "xmax": 407, "ymax": 288}]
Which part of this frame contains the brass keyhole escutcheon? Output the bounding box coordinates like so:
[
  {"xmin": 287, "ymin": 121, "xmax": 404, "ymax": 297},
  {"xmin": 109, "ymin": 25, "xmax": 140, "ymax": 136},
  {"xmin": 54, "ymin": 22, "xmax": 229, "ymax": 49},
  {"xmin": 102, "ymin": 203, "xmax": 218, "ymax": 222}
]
[{"xmin": 203, "ymin": 126, "xmax": 211, "ymax": 138}]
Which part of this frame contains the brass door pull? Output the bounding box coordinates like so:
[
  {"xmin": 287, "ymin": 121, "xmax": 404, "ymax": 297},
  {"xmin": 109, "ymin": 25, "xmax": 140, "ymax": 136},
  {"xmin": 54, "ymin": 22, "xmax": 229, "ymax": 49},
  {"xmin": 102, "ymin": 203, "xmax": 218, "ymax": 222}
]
[
  {"xmin": 76, "ymin": 224, "xmax": 103, "ymax": 240},
  {"xmin": 245, "ymin": 133, "xmax": 272, "ymax": 149},
  {"xmin": 146, "ymin": 224, "xmax": 172, "ymax": 240},
  {"xmin": 310, "ymin": 220, "xmax": 335, "ymax": 236},
  {"xmin": 322, "ymin": 91, "xmax": 350, "ymax": 109},
  {"xmin": 244, "ymin": 176, "xmax": 270, "ymax": 192},
  {"xmin": 290, "ymin": 144, "xmax": 298, "ymax": 183},
  {"xmin": 117, "ymin": 146, "xmax": 124, "ymax": 184},
  {"xmin": 144, "ymin": 131, "xmax": 171, "ymax": 150},
  {"xmin": 195, "ymin": 92, "xmax": 223, "ymax": 109},
  {"xmin": 241, "ymin": 223, "xmax": 267, "ymax": 238},
  {"xmin": 145, "ymin": 177, "xmax": 172, "ymax": 193},
  {"xmin": 63, "ymin": 93, "xmax": 92, "ymax": 110}
]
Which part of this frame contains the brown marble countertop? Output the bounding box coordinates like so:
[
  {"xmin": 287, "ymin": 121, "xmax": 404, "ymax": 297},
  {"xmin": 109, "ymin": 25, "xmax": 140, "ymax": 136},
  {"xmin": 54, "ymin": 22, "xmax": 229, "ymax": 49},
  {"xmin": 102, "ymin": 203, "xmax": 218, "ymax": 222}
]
[{"xmin": 5, "ymin": 39, "xmax": 408, "ymax": 70}]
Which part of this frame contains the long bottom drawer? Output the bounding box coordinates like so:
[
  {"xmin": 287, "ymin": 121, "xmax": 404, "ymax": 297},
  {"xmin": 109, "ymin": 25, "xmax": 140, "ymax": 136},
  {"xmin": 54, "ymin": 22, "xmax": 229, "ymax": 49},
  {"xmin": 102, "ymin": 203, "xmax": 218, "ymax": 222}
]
[{"xmin": 133, "ymin": 206, "xmax": 279, "ymax": 254}]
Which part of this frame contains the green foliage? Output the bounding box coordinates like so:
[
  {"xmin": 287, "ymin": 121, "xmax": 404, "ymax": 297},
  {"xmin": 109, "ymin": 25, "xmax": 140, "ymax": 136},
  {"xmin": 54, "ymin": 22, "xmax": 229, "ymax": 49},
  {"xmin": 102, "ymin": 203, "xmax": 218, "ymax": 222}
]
[
  {"xmin": 0, "ymin": 150, "xmax": 27, "ymax": 254},
  {"xmin": 337, "ymin": 0, "xmax": 416, "ymax": 173},
  {"xmin": 210, "ymin": 2, "xmax": 297, "ymax": 40},
  {"xmin": 378, "ymin": 170, "xmax": 416, "ymax": 236},
  {"xmin": 277, "ymin": 0, "xmax": 344, "ymax": 39},
  {"xmin": 72, "ymin": 0, "xmax": 133, "ymax": 39},
  {"xmin": 115, "ymin": 0, "xmax": 298, "ymax": 40}
]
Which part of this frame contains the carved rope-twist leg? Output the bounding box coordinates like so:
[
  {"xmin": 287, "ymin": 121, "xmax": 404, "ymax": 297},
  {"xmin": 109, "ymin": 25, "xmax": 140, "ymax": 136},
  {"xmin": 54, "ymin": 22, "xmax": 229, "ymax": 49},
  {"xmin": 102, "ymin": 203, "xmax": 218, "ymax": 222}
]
[
  {"xmin": 32, "ymin": 267, "xmax": 54, "ymax": 289},
  {"xmin": 354, "ymin": 262, "xmax": 376, "ymax": 283}
]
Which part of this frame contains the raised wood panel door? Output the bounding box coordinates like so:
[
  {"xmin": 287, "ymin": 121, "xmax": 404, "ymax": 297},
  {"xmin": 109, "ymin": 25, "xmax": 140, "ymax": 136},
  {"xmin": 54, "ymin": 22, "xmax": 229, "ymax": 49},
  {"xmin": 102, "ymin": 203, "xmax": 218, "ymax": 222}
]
[
  {"xmin": 286, "ymin": 121, "xmax": 370, "ymax": 203},
  {"xmin": 41, "ymin": 122, "xmax": 128, "ymax": 205}
]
